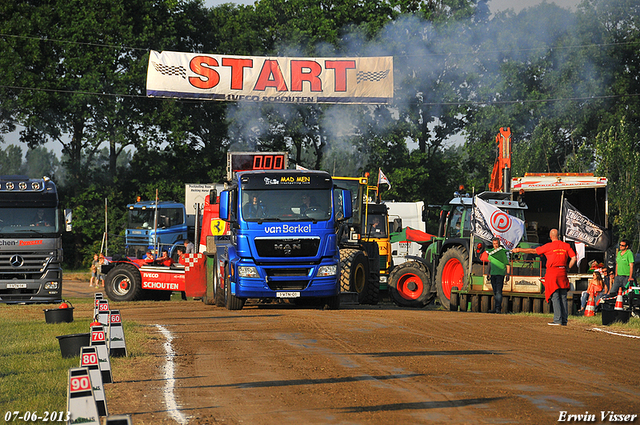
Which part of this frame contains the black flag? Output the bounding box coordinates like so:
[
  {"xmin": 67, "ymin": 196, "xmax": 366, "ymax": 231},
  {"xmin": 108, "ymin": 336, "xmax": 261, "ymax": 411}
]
[{"xmin": 562, "ymin": 201, "xmax": 610, "ymax": 251}]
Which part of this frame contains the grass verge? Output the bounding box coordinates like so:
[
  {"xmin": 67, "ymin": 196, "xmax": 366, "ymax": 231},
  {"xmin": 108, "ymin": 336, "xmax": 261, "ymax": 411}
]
[{"xmin": 0, "ymin": 298, "xmax": 155, "ymax": 415}]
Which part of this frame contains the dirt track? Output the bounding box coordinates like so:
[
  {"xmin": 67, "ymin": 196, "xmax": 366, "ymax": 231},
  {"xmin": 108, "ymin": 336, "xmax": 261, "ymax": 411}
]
[{"xmin": 64, "ymin": 279, "xmax": 640, "ymax": 425}]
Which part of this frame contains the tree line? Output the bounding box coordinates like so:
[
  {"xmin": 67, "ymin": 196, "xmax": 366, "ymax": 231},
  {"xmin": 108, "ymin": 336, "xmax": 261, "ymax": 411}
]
[{"xmin": 1, "ymin": 0, "xmax": 638, "ymax": 268}]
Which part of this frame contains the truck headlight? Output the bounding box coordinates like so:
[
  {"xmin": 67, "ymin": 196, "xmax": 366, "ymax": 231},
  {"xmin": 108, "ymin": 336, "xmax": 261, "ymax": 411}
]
[
  {"xmin": 317, "ymin": 265, "xmax": 338, "ymax": 276},
  {"xmin": 44, "ymin": 282, "xmax": 59, "ymax": 290},
  {"xmin": 238, "ymin": 266, "xmax": 260, "ymax": 278}
]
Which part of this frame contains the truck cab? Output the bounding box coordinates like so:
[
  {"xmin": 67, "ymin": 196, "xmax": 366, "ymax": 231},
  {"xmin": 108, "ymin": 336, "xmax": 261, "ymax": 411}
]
[
  {"xmin": 0, "ymin": 176, "xmax": 68, "ymax": 303},
  {"xmin": 216, "ymin": 170, "xmax": 351, "ymax": 310},
  {"xmin": 125, "ymin": 201, "xmax": 188, "ymax": 259}
]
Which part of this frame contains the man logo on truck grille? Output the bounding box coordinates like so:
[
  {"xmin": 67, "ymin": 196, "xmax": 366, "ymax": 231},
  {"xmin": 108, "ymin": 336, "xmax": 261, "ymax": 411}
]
[
  {"xmin": 10, "ymin": 255, "xmax": 24, "ymax": 268},
  {"xmin": 274, "ymin": 243, "xmax": 301, "ymax": 255}
]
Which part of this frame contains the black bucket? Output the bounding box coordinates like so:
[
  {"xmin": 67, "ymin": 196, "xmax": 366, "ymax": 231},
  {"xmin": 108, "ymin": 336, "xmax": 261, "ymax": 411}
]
[
  {"xmin": 56, "ymin": 333, "xmax": 90, "ymax": 358},
  {"xmin": 44, "ymin": 308, "xmax": 74, "ymax": 323},
  {"xmin": 602, "ymin": 309, "xmax": 631, "ymax": 326}
]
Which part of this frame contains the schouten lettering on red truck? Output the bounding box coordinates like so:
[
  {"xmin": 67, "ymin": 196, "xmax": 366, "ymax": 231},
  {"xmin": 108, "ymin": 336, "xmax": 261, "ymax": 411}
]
[
  {"xmin": 142, "ymin": 281, "xmax": 182, "ymax": 290},
  {"xmin": 141, "ymin": 271, "xmax": 185, "ymax": 291}
]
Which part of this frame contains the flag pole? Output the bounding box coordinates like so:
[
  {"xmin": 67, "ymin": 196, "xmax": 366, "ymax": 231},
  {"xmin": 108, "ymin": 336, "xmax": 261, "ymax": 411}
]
[
  {"xmin": 377, "ymin": 169, "xmax": 381, "ymax": 203},
  {"xmin": 468, "ymin": 187, "xmax": 475, "ymax": 291},
  {"xmin": 559, "ymin": 191, "xmax": 565, "ymax": 241}
]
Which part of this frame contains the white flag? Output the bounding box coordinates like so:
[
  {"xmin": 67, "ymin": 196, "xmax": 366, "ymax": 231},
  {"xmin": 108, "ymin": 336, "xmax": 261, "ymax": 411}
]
[
  {"xmin": 295, "ymin": 164, "xmax": 309, "ymax": 170},
  {"xmin": 378, "ymin": 168, "xmax": 391, "ymax": 189},
  {"xmin": 474, "ymin": 197, "xmax": 525, "ymax": 250}
]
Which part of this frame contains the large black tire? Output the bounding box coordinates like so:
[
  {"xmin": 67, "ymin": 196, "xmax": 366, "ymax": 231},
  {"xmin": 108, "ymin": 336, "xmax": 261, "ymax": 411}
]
[
  {"xmin": 512, "ymin": 297, "xmax": 522, "ymax": 313},
  {"xmin": 225, "ymin": 268, "xmax": 245, "ymax": 311},
  {"xmin": 435, "ymin": 246, "xmax": 469, "ymax": 310},
  {"xmin": 202, "ymin": 258, "xmax": 224, "ymax": 306},
  {"xmin": 459, "ymin": 294, "xmax": 469, "ymax": 312},
  {"xmin": 340, "ymin": 249, "xmax": 370, "ymax": 294},
  {"xmin": 533, "ymin": 297, "xmax": 543, "ymax": 313},
  {"xmin": 481, "ymin": 295, "xmax": 490, "ymax": 313},
  {"xmin": 522, "ymin": 297, "xmax": 532, "ymax": 313},
  {"xmin": 449, "ymin": 291, "xmax": 459, "ymax": 311},
  {"xmin": 471, "ymin": 295, "xmax": 480, "ymax": 312},
  {"xmin": 104, "ymin": 264, "xmax": 144, "ymax": 302},
  {"xmin": 388, "ymin": 261, "xmax": 431, "ymax": 308},
  {"xmin": 361, "ymin": 245, "xmax": 380, "ymax": 305},
  {"xmin": 501, "ymin": 296, "xmax": 510, "ymax": 313},
  {"xmin": 214, "ymin": 267, "xmax": 226, "ymax": 307}
]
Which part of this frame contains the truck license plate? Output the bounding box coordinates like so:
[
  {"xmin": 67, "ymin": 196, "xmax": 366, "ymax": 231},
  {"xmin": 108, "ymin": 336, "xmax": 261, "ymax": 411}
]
[
  {"xmin": 7, "ymin": 283, "xmax": 27, "ymax": 289},
  {"xmin": 276, "ymin": 291, "xmax": 300, "ymax": 298}
]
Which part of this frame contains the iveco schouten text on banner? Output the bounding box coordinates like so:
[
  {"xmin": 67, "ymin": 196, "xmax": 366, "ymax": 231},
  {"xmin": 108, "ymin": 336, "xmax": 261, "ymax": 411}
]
[{"xmin": 146, "ymin": 50, "xmax": 393, "ymax": 104}]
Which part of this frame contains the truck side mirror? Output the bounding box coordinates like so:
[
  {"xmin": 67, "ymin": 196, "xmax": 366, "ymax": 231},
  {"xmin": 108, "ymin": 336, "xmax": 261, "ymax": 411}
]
[
  {"xmin": 219, "ymin": 190, "xmax": 230, "ymax": 221},
  {"xmin": 64, "ymin": 209, "xmax": 72, "ymax": 232},
  {"xmin": 392, "ymin": 218, "xmax": 402, "ymax": 233},
  {"xmin": 341, "ymin": 189, "xmax": 352, "ymax": 220}
]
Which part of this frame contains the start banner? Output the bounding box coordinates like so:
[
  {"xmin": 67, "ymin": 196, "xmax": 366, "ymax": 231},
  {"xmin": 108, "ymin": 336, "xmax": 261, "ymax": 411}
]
[{"xmin": 146, "ymin": 50, "xmax": 393, "ymax": 104}]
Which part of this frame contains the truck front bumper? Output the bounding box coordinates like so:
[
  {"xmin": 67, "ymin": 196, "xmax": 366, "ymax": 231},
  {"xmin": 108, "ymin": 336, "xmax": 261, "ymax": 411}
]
[{"xmin": 232, "ymin": 260, "xmax": 340, "ymax": 299}]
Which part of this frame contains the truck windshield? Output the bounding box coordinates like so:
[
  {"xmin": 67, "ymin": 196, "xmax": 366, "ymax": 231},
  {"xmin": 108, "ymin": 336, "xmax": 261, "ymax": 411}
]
[
  {"xmin": 0, "ymin": 207, "xmax": 58, "ymax": 234},
  {"xmin": 128, "ymin": 207, "xmax": 184, "ymax": 229},
  {"xmin": 242, "ymin": 189, "xmax": 332, "ymax": 222},
  {"xmin": 365, "ymin": 213, "xmax": 388, "ymax": 238}
]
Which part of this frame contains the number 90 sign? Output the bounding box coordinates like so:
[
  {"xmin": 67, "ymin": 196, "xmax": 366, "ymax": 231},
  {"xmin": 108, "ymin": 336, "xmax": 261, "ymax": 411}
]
[{"xmin": 70, "ymin": 376, "xmax": 91, "ymax": 393}]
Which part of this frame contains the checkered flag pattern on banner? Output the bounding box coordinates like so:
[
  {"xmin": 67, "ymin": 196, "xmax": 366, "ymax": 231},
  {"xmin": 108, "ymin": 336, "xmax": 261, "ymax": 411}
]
[
  {"xmin": 152, "ymin": 61, "xmax": 187, "ymax": 79},
  {"xmin": 184, "ymin": 253, "xmax": 203, "ymax": 271},
  {"xmin": 357, "ymin": 69, "xmax": 390, "ymax": 84}
]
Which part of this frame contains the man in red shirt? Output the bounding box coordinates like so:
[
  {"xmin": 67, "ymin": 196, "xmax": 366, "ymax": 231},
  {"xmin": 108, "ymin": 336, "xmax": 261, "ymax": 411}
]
[{"xmin": 514, "ymin": 229, "xmax": 576, "ymax": 326}]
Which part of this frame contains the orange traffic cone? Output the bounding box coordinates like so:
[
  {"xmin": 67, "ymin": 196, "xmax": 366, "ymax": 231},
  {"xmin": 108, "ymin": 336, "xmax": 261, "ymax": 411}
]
[
  {"xmin": 584, "ymin": 293, "xmax": 596, "ymax": 317},
  {"xmin": 614, "ymin": 288, "xmax": 624, "ymax": 311}
]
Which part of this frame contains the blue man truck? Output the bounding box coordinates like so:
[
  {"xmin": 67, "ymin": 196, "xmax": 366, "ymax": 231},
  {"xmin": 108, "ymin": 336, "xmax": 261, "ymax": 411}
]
[
  {"xmin": 125, "ymin": 200, "xmax": 189, "ymax": 259},
  {"xmin": 0, "ymin": 175, "xmax": 71, "ymax": 303},
  {"xmin": 213, "ymin": 169, "xmax": 352, "ymax": 310},
  {"xmin": 125, "ymin": 184, "xmax": 222, "ymax": 259}
]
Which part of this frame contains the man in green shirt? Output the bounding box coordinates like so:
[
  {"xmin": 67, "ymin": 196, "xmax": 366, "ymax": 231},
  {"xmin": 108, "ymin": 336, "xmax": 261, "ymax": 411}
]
[
  {"xmin": 610, "ymin": 239, "xmax": 635, "ymax": 295},
  {"xmin": 486, "ymin": 237, "xmax": 511, "ymax": 314}
]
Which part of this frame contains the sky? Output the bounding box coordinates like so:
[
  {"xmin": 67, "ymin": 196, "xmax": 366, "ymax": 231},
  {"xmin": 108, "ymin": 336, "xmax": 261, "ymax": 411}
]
[{"xmin": 4, "ymin": 0, "xmax": 581, "ymax": 160}]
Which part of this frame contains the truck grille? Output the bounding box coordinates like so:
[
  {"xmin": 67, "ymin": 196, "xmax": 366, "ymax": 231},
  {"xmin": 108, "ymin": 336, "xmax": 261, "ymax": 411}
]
[
  {"xmin": 266, "ymin": 268, "xmax": 311, "ymax": 277},
  {"xmin": 0, "ymin": 252, "xmax": 51, "ymax": 279},
  {"xmin": 255, "ymin": 237, "xmax": 320, "ymax": 258},
  {"xmin": 127, "ymin": 236, "xmax": 150, "ymax": 245},
  {"xmin": 267, "ymin": 280, "xmax": 309, "ymax": 290}
]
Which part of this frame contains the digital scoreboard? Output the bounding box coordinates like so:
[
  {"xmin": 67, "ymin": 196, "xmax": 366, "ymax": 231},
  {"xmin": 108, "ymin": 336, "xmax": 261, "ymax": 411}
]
[{"xmin": 226, "ymin": 152, "xmax": 289, "ymax": 180}]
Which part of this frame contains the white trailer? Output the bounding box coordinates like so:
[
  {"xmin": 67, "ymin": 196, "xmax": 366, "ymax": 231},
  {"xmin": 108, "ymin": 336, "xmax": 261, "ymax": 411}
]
[{"xmin": 384, "ymin": 201, "xmax": 425, "ymax": 264}]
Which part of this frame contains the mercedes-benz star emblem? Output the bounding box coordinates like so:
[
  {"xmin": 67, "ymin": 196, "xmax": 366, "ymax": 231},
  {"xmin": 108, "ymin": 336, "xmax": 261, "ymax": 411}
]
[{"xmin": 10, "ymin": 255, "xmax": 24, "ymax": 268}]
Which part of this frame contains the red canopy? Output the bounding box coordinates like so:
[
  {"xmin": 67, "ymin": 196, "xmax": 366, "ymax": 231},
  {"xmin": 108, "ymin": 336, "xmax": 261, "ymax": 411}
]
[{"xmin": 390, "ymin": 227, "xmax": 435, "ymax": 244}]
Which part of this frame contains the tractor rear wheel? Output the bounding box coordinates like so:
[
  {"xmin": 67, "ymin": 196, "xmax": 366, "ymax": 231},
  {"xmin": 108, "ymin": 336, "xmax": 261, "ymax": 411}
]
[
  {"xmin": 388, "ymin": 261, "xmax": 431, "ymax": 308},
  {"xmin": 104, "ymin": 264, "xmax": 144, "ymax": 302},
  {"xmin": 436, "ymin": 246, "xmax": 469, "ymax": 310}
]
